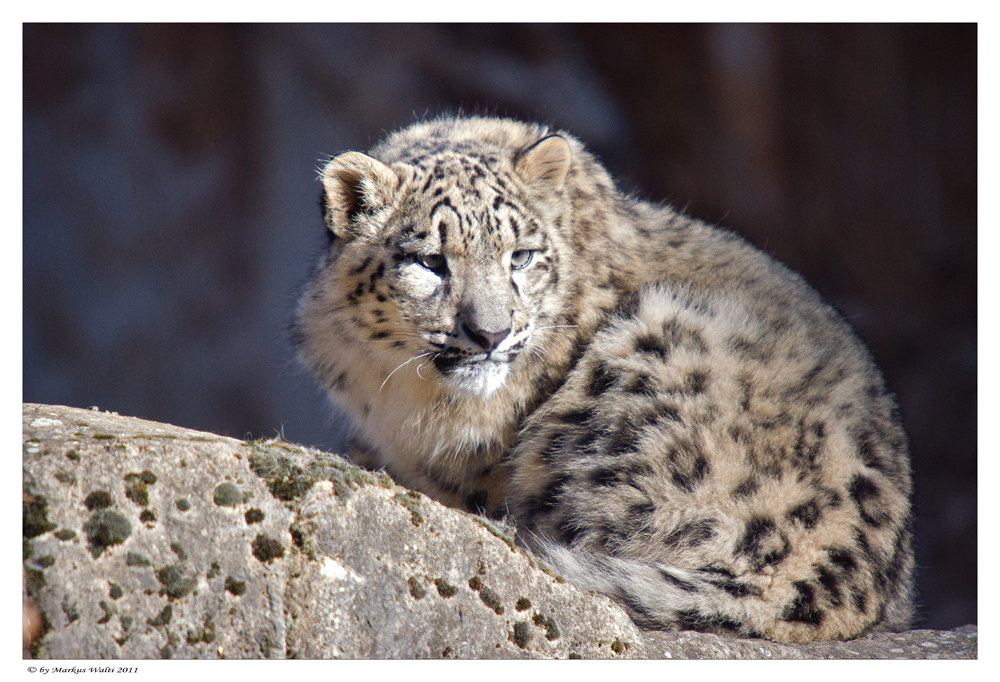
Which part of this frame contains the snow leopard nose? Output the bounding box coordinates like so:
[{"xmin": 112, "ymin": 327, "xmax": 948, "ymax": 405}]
[{"xmin": 462, "ymin": 322, "xmax": 511, "ymax": 352}]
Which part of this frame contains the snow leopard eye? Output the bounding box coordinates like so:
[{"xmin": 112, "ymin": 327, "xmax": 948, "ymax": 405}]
[
  {"xmin": 510, "ymin": 250, "xmax": 534, "ymax": 270},
  {"xmin": 417, "ymin": 253, "xmax": 447, "ymax": 274}
]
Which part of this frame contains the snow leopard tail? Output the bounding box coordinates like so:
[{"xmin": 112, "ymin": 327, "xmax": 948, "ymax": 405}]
[{"xmin": 536, "ymin": 541, "xmax": 771, "ymax": 638}]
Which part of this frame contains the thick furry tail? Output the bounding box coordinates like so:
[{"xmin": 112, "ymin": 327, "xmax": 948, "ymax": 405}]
[{"xmin": 537, "ymin": 541, "xmax": 768, "ymax": 638}]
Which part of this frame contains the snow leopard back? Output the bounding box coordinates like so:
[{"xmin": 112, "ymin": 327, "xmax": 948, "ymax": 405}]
[{"xmin": 294, "ymin": 115, "xmax": 915, "ymax": 643}]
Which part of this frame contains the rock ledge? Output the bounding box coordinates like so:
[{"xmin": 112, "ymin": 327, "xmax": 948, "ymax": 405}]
[{"xmin": 22, "ymin": 404, "xmax": 976, "ymax": 659}]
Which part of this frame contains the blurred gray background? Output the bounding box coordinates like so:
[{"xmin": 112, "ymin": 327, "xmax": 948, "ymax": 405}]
[{"xmin": 23, "ymin": 24, "xmax": 975, "ymax": 630}]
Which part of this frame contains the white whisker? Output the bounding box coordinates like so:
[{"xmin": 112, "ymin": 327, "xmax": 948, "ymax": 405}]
[
  {"xmin": 533, "ymin": 324, "xmax": 578, "ymax": 340},
  {"xmin": 380, "ymin": 352, "xmax": 432, "ymax": 392},
  {"xmin": 416, "ymin": 358, "xmax": 430, "ymax": 380}
]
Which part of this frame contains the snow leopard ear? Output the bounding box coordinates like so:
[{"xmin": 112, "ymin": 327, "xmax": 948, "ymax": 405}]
[
  {"xmin": 515, "ymin": 134, "xmax": 572, "ymax": 189},
  {"xmin": 321, "ymin": 152, "xmax": 400, "ymax": 239}
]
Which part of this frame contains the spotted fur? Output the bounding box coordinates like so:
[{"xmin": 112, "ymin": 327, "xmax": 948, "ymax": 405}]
[{"xmin": 293, "ymin": 115, "xmax": 915, "ymax": 643}]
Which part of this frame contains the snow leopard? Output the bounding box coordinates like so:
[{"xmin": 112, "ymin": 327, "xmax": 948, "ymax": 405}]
[{"xmin": 292, "ymin": 115, "xmax": 915, "ymax": 643}]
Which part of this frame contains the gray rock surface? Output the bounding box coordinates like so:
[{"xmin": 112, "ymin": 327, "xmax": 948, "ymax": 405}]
[
  {"xmin": 641, "ymin": 624, "xmax": 978, "ymax": 660},
  {"xmin": 284, "ymin": 470, "xmax": 641, "ymax": 658},
  {"xmin": 22, "ymin": 403, "xmax": 293, "ymax": 659},
  {"xmin": 22, "ymin": 403, "xmax": 976, "ymax": 659}
]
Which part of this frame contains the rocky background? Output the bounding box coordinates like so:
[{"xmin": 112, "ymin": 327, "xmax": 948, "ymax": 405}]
[{"xmin": 23, "ymin": 24, "xmax": 976, "ymax": 631}]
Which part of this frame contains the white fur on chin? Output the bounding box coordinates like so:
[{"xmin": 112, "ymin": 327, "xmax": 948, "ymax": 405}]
[{"xmin": 442, "ymin": 361, "xmax": 510, "ymax": 398}]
